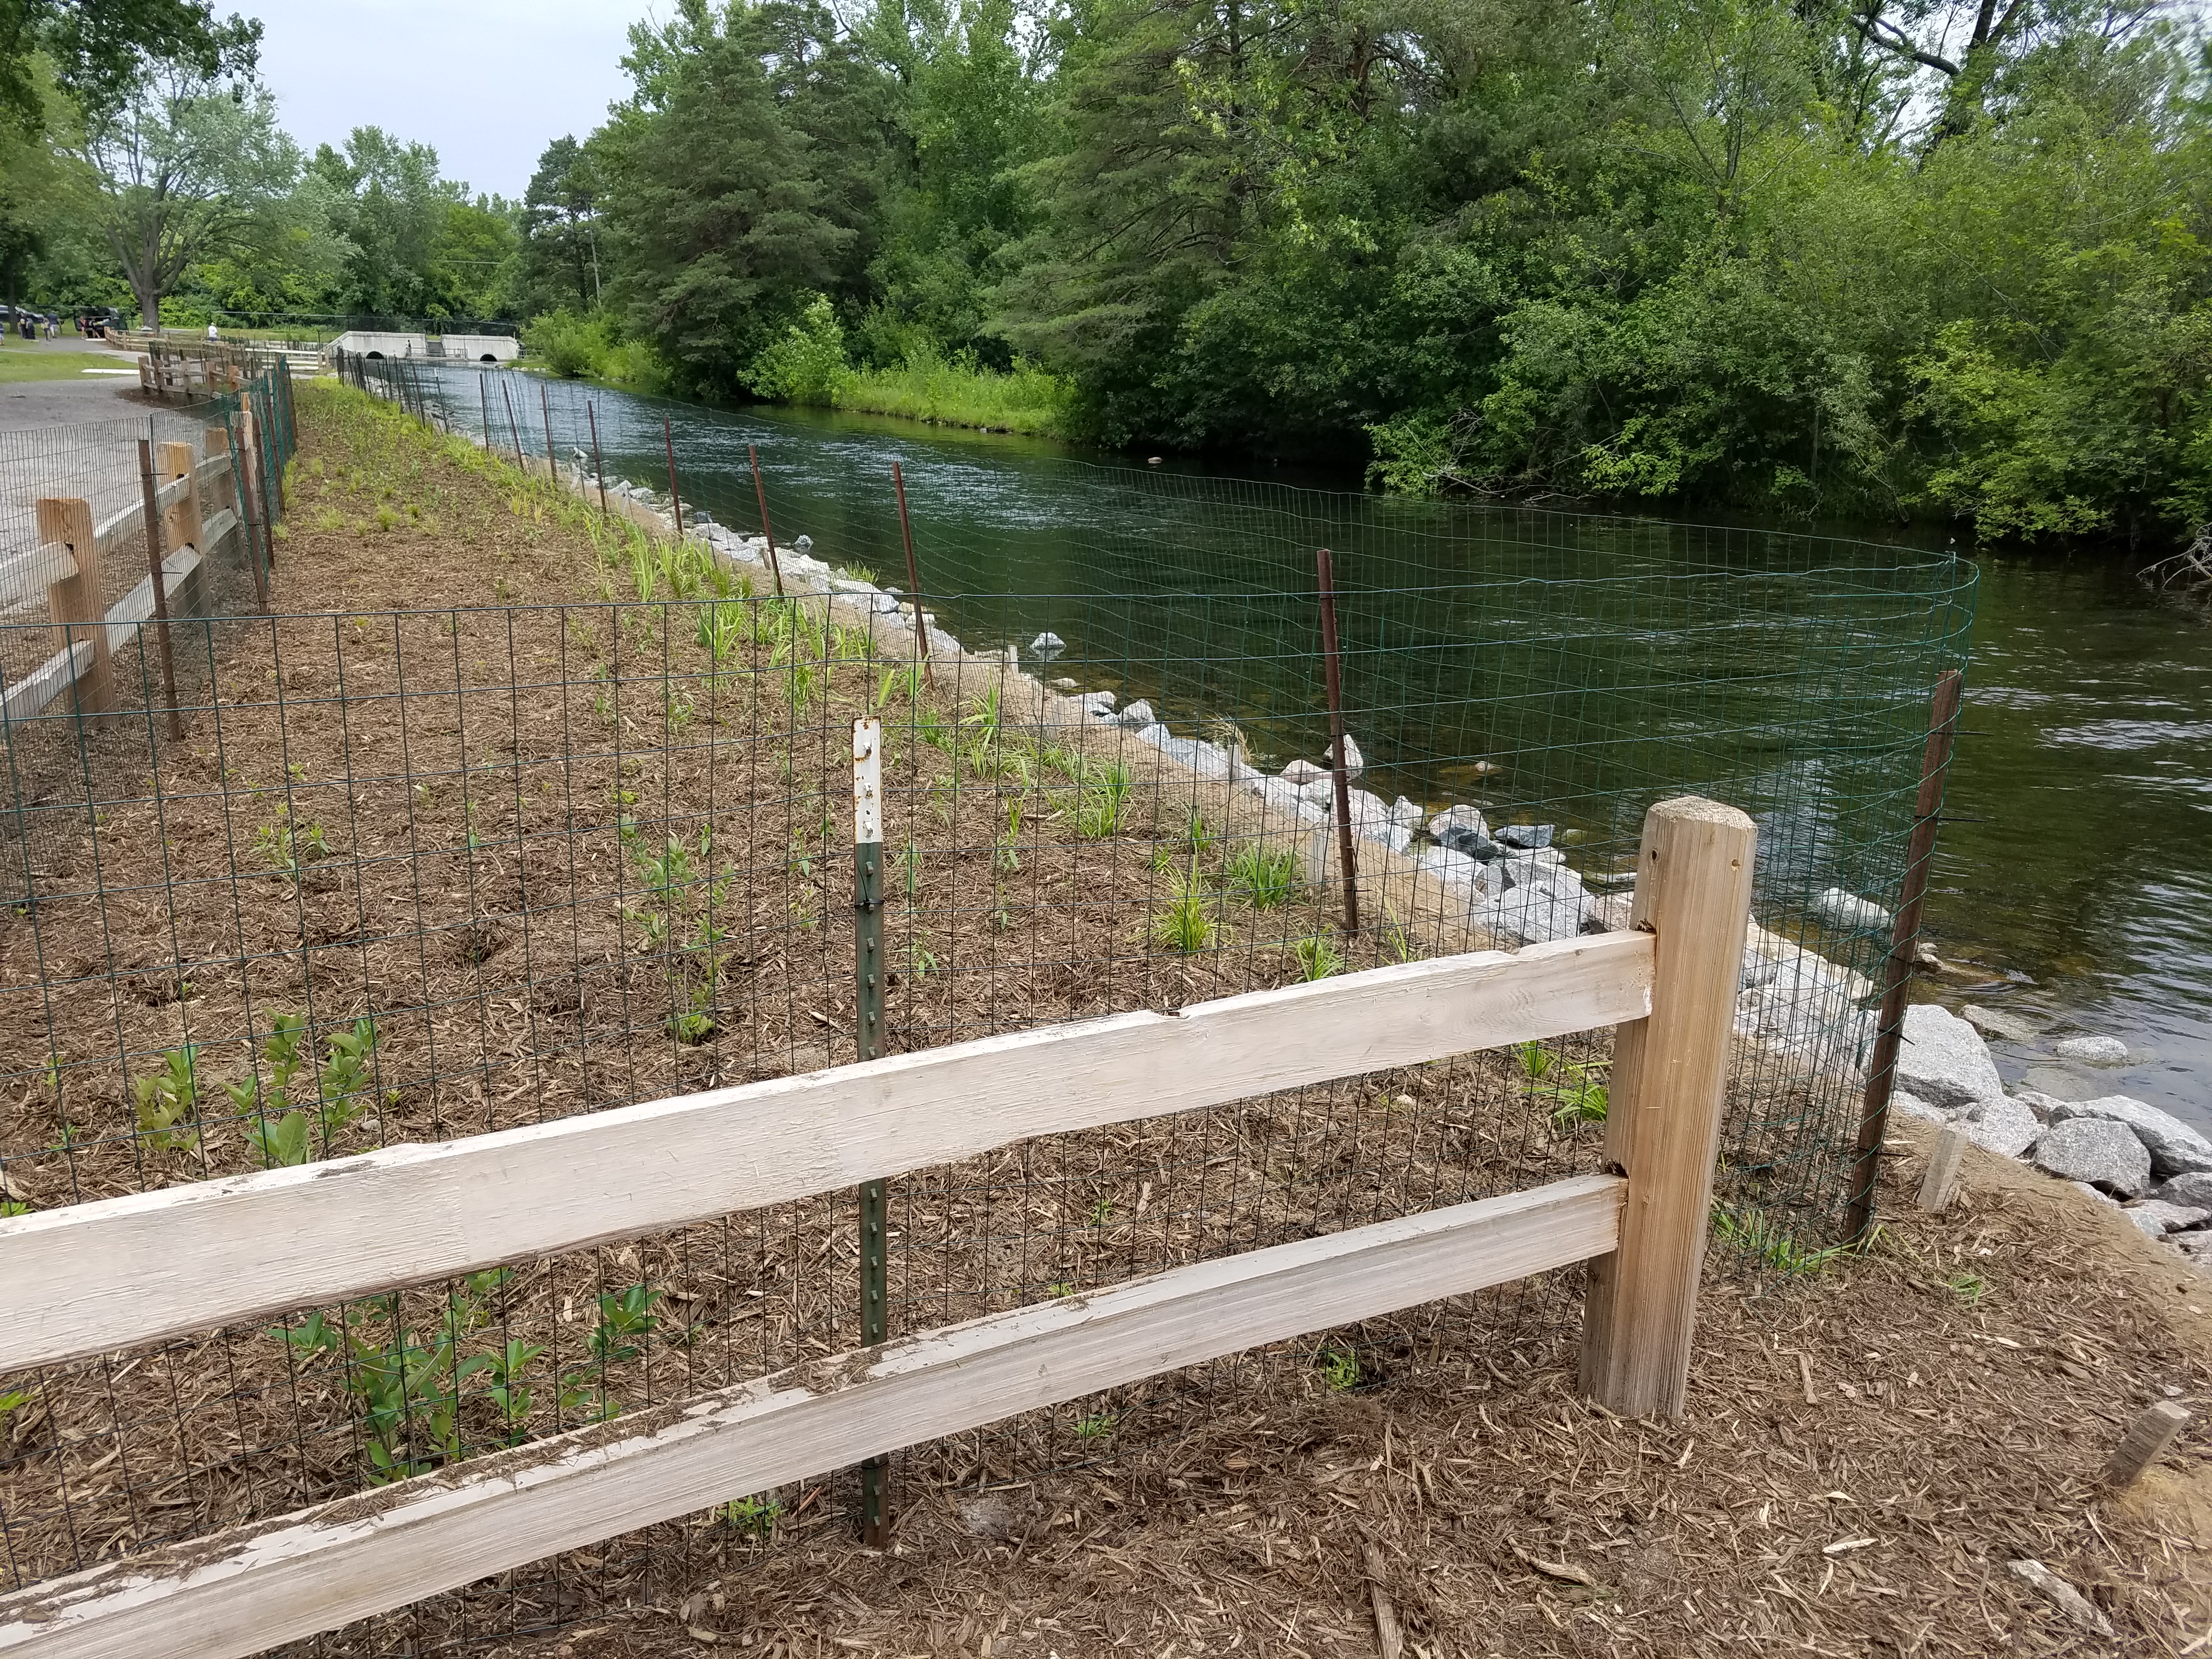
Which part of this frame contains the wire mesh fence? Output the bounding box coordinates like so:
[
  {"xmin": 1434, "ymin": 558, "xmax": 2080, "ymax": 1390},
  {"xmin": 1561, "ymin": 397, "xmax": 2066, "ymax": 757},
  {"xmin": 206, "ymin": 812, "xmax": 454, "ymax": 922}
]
[{"xmin": 0, "ymin": 369, "xmax": 1974, "ymax": 1651}]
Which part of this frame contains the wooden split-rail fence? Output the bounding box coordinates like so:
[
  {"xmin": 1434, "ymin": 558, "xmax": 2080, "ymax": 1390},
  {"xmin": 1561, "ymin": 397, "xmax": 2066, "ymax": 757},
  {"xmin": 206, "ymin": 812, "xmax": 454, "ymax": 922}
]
[
  {"xmin": 1, "ymin": 415, "xmax": 272, "ymax": 732},
  {"xmin": 0, "ymin": 795, "xmax": 1758, "ymax": 1657}
]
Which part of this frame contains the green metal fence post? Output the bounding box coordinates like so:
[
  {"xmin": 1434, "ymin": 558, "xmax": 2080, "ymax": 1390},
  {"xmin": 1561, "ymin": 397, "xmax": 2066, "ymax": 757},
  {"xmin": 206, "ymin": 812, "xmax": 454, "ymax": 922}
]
[{"xmin": 852, "ymin": 715, "xmax": 889, "ymax": 1547}]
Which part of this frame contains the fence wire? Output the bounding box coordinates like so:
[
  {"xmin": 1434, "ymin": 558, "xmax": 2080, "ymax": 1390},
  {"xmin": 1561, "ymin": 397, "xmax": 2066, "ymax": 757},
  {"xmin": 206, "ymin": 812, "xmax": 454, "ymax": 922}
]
[{"xmin": 0, "ymin": 366, "xmax": 1974, "ymax": 1654}]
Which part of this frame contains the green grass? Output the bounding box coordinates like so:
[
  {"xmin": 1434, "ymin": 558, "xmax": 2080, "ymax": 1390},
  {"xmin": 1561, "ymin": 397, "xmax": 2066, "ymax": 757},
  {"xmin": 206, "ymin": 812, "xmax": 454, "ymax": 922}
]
[
  {"xmin": 0, "ymin": 344, "xmax": 130, "ymax": 383},
  {"xmin": 831, "ymin": 354, "xmax": 1071, "ymax": 438}
]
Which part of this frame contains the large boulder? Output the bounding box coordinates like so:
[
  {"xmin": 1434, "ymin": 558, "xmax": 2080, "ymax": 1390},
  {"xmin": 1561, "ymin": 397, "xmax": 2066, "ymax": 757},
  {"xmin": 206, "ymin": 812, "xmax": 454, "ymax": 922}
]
[
  {"xmin": 1116, "ymin": 698, "xmax": 1155, "ymax": 729},
  {"xmin": 1340, "ymin": 788, "xmax": 1413, "ymax": 853},
  {"xmin": 2123, "ymin": 1200, "xmax": 2211, "ymax": 1239},
  {"xmin": 1889, "ymin": 1087, "xmax": 1950, "ymax": 1125},
  {"xmin": 1154, "ymin": 733, "xmax": 1236, "ymax": 780},
  {"xmin": 1494, "ymin": 822, "xmax": 1556, "ymax": 850},
  {"xmin": 1963, "ymin": 1005, "xmax": 2041, "ymax": 1043},
  {"xmin": 1959, "ymin": 1093, "xmax": 2041, "ymax": 1159},
  {"xmin": 1280, "ymin": 759, "xmax": 1328, "ymax": 786},
  {"xmin": 1028, "ymin": 631, "xmax": 1066, "ymax": 663},
  {"xmin": 1812, "ymin": 887, "xmax": 1892, "ymax": 932},
  {"xmin": 1427, "ymin": 805, "xmax": 1498, "ymax": 859},
  {"xmin": 2031, "ymin": 1119, "xmax": 2153, "ymax": 1198},
  {"xmin": 2155, "ymin": 1171, "xmax": 2212, "ymax": 1209},
  {"xmin": 1895, "ymin": 1003, "xmax": 2005, "ymax": 1110},
  {"xmin": 1416, "ymin": 844, "xmax": 1485, "ymax": 889},
  {"xmin": 2048, "ymin": 1095, "xmax": 2212, "ymax": 1177},
  {"xmin": 1329, "ymin": 733, "xmax": 1365, "ymax": 780}
]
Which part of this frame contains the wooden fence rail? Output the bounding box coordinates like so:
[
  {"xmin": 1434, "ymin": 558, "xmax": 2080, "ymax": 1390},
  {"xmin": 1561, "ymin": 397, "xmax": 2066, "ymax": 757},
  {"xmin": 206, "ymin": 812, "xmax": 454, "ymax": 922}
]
[{"xmin": 0, "ymin": 796, "xmax": 1756, "ymax": 1658}]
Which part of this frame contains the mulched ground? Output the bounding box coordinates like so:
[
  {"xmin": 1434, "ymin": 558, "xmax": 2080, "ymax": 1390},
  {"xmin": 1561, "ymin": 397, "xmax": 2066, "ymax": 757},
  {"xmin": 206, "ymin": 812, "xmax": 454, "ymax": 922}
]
[{"xmin": 447, "ymin": 1125, "xmax": 2212, "ymax": 1659}]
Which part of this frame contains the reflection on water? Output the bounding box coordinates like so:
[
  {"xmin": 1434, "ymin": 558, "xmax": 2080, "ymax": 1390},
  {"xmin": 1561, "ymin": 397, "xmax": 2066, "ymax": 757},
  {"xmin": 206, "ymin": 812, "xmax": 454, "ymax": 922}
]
[{"xmin": 420, "ymin": 366, "xmax": 2211, "ymax": 1134}]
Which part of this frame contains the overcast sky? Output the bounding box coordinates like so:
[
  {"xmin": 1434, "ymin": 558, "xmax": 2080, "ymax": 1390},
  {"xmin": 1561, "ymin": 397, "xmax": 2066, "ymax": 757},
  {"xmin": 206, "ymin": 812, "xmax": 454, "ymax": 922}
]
[{"xmin": 248, "ymin": 0, "xmax": 663, "ymax": 200}]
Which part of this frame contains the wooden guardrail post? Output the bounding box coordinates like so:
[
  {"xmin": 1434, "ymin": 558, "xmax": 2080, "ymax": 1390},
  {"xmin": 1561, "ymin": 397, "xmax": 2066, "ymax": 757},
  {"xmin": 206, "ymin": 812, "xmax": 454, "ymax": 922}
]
[
  {"xmin": 33, "ymin": 496, "xmax": 112, "ymax": 716},
  {"xmin": 1579, "ymin": 795, "xmax": 1756, "ymax": 1418}
]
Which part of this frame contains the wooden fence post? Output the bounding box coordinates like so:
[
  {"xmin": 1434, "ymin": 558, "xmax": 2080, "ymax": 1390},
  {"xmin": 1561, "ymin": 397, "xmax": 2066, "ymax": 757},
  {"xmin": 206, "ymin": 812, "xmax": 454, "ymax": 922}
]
[
  {"xmin": 1579, "ymin": 795, "xmax": 1756, "ymax": 1418},
  {"xmin": 34, "ymin": 496, "xmax": 112, "ymax": 717},
  {"xmin": 206, "ymin": 426, "xmax": 238, "ymax": 515},
  {"xmin": 156, "ymin": 439, "xmax": 202, "ymax": 552}
]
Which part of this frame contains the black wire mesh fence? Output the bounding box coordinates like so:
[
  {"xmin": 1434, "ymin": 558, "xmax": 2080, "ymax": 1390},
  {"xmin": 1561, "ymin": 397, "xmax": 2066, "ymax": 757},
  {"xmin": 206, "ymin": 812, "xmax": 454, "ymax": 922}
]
[{"xmin": 0, "ymin": 371, "xmax": 1973, "ymax": 1651}]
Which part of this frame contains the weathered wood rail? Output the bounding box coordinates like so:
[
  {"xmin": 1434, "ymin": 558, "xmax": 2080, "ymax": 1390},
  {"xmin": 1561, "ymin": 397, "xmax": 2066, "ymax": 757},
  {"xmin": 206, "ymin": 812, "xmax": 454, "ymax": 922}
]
[{"xmin": 0, "ymin": 796, "xmax": 1757, "ymax": 1659}]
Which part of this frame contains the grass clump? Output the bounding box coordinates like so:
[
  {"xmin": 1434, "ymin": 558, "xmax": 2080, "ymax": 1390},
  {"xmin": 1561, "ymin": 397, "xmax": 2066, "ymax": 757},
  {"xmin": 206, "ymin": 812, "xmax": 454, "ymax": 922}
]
[{"xmin": 1228, "ymin": 844, "xmax": 1301, "ymax": 909}]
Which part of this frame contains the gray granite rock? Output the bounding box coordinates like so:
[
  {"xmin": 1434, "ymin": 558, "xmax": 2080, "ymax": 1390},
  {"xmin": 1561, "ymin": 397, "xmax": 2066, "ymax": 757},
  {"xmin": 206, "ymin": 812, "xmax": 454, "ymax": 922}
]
[
  {"xmin": 1895, "ymin": 1003, "xmax": 2005, "ymax": 1111},
  {"xmin": 2072, "ymin": 1181, "xmax": 2121, "ymax": 1209},
  {"xmin": 2019, "ymin": 1064, "xmax": 2101, "ymax": 1102},
  {"xmin": 2010, "ymin": 1087, "xmax": 2067, "ymax": 1125},
  {"xmin": 1280, "ymin": 759, "xmax": 1328, "ymax": 786},
  {"xmin": 1415, "ymin": 844, "xmax": 1485, "ymax": 889},
  {"xmin": 1427, "ymin": 804, "xmax": 1492, "ymax": 854},
  {"xmin": 2155, "ymin": 1171, "xmax": 2212, "ymax": 1209},
  {"xmin": 1812, "ymin": 887, "xmax": 1892, "ymax": 931},
  {"xmin": 2176, "ymin": 1228, "xmax": 2212, "ymax": 1259},
  {"xmin": 1889, "ymin": 1087, "xmax": 1951, "ymax": 1125},
  {"xmin": 1494, "ymin": 823, "xmax": 1556, "ymax": 850},
  {"xmin": 1960, "ymin": 1092, "xmax": 2042, "ymax": 1158},
  {"xmin": 1329, "ymin": 733, "xmax": 1364, "ymax": 780},
  {"xmin": 2123, "ymin": 1200, "xmax": 2211, "ymax": 1238},
  {"xmin": 1155, "ymin": 735, "xmax": 1235, "ymax": 780},
  {"xmin": 1028, "ymin": 631, "xmax": 1066, "ymax": 662},
  {"xmin": 1116, "ymin": 699, "xmax": 1155, "ymax": 729},
  {"xmin": 1341, "ymin": 788, "xmax": 1413, "ymax": 853},
  {"xmin": 1390, "ymin": 795, "xmax": 1424, "ymax": 833},
  {"xmin": 2031, "ymin": 1118, "xmax": 2153, "ymax": 1197},
  {"xmin": 1471, "ymin": 878, "xmax": 1588, "ymax": 945},
  {"xmin": 1076, "ymin": 690, "xmax": 1117, "ymax": 720},
  {"xmin": 2054, "ymin": 1034, "xmax": 2129, "ymax": 1065},
  {"xmin": 2049, "ymin": 1094, "xmax": 2212, "ymax": 1177}
]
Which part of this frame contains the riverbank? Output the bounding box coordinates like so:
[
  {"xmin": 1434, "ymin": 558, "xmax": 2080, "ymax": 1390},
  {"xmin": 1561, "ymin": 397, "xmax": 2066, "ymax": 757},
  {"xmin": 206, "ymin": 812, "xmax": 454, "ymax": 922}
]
[{"xmin": 151, "ymin": 381, "xmax": 2212, "ymax": 1654}]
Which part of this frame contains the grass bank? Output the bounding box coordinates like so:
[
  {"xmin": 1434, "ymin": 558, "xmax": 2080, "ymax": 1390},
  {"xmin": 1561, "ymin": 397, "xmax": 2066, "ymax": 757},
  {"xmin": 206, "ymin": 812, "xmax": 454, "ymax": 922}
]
[{"xmin": 825, "ymin": 354, "xmax": 1070, "ymax": 437}]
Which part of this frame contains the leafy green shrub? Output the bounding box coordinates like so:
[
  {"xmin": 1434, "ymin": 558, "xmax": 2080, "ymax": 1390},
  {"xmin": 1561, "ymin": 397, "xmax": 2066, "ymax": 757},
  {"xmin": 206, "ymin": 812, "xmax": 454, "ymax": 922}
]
[
  {"xmin": 521, "ymin": 308, "xmax": 614, "ymax": 379},
  {"xmin": 747, "ymin": 295, "xmax": 850, "ymax": 405}
]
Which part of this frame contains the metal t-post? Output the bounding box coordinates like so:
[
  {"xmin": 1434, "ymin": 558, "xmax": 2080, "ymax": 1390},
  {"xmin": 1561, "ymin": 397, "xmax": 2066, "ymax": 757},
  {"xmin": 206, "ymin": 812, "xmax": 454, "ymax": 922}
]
[
  {"xmin": 1844, "ymin": 668, "xmax": 1965, "ymax": 1242},
  {"xmin": 1316, "ymin": 547, "xmax": 1359, "ymax": 935},
  {"xmin": 749, "ymin": 443, "xmax": 785, "ymax": 598},
  {"xmin": 851, "ymin": 716, "xmax": 889, "ymax": 1547},
  {"xmin": 135, "ymin": 437, "xmax": 184, "ymax": 740},
  {"xmin": 663, "ymin": 416, "xmax": 685, "ymax": 539},
  {"xmin": 588, "ymin": 400, "xmax": 608, "ymax": 517},
  {"xmin": 891, "ymin": 461, "xmax": 932, "ymax": 689}
]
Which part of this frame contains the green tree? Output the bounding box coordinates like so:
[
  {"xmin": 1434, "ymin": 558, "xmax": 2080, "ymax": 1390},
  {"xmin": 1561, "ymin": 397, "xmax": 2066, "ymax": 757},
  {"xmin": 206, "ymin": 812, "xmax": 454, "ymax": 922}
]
[
  {"xmin": 65, "ymin": 47, "xmax": 296, "ymax": 325},
  {"xmin": 597, "ymin": 1, "xmax": 890, "ymax": 395},
  {"xmin": 518, "ymin": 134, "xmax": 602, "ymax": 314},
  {"xmin": 0, "ymin": 0, "xmax": 255, "ymax": 136}
]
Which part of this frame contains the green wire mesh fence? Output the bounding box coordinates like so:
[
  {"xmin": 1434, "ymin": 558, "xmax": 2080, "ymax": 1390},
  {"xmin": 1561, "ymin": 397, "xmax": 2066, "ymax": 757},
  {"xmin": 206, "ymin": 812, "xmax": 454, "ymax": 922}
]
[{"xmin": 0, "ymin": 365, "xmax": 1973, "ymax": 1652}]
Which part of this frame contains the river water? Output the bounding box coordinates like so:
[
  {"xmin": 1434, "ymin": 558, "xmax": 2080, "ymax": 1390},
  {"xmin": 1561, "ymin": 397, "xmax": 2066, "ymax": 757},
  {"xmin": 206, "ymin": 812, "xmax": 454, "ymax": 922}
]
[{"xmin": 419, "ymin": 369, "xmax": 2212, "ymax": 1134}]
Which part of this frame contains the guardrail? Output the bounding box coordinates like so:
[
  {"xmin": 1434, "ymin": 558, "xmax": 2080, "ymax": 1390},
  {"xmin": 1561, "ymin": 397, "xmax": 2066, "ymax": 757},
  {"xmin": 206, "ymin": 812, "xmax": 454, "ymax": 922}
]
[{"xmin": 0, "ymin": 795, "xmax": 1756, "ymax": 1659}]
